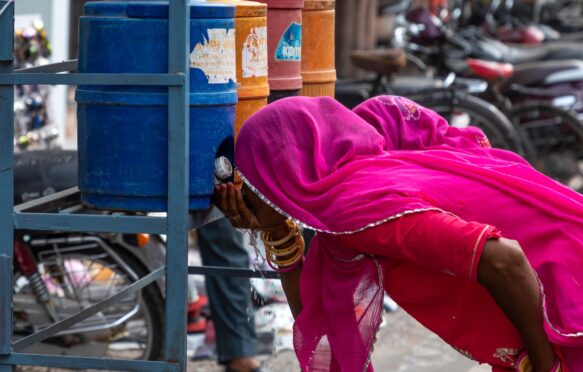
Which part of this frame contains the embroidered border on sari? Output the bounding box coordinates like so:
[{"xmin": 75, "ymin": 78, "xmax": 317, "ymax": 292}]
[
  {"xmin": 237, "ymin": 168, "xmax": 583, "ymax": 361},
  {"xmin": 469, "ymin": 225, "xmax": 490, "ymax": 280},
  {"xmin": 362, "ymin": 258, "xmax": 384, "ymax": 372},
  {"xmin": 538, "ymin": 274, "xmax": 583, "ymax": 338},
  {"xmin": 237, "ymin": 168, "xmax": 442, "ymax": 236},
  {"xmin": 239, "ymin": 170, "xmax": 394, "ymax": 371}
]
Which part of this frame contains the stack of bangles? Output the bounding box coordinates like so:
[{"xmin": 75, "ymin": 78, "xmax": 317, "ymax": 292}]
[
  {"xmin": 515, "ymin": 352, "xmax": 562, "ymax": 372},
  {"xmin": 261, "ymin": 219, "xmax": 305, "ymax": 273}
]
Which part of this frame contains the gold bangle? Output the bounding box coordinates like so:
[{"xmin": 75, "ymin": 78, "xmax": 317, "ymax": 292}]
[
  {"xmin": 266, "ymin": 246, "xmax": 299, "ymax": 258},
  {"xmin": 265, "ymin": 228, "xmax": 305, "ymax": 257},
  {"xmin": 260, "ymin": 220, "xmax": 298, "ymax": 247},
  {"xmin": 264, "ymin": 240, "xmax": 301, "ymax": 256},
  {"xmin": 263, "ymin": 221, "xmax": 305, "ymax": 269},
  {"xmin": 267, "ymin": 234, "xmax": 305, "ymax": 267},
  {"xmin": 271, "ymin": 245, "xmax": 304, "ymax": 267}
]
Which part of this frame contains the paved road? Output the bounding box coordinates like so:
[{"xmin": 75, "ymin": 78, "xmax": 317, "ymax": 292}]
[
  {"xmin": 18, "ymin": 310, "xmax": 491, "ymax": 372},
  {"xmin": 188, "ymin": 310, "xmax": 491, "ymax": 372}
]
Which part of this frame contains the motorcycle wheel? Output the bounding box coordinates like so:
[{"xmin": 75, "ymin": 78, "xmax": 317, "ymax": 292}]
[
  {"xmin": 13, "ymin": 235, "xmax": 164, "ymax": 363},
  {"xmin": 511, "ymin": 103, "xmax": 583, "ymax": 192},
  {"xmin": 411, "ymin": 91, "xmax": 535, "ymax": 160}
]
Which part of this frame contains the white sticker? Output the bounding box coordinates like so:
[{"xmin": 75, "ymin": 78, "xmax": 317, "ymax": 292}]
[
  {"xmin": 242, "ymin": 26, "xmax": 268, "ymax": 78},
  {"xmin": 190, "ymin": 28, "xmax": 236, "ymax": 84}
]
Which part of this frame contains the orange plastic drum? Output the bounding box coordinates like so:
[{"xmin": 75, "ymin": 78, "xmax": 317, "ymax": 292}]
[
  {"xmin": 209, "ymin": 0, "xmax": 269, "ymax": 139},
  {"xmin": 301, "ymin": 0, "xmax": 336, "ymax": 97}
]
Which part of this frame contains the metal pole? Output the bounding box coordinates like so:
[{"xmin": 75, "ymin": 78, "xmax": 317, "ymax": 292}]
[
  {"xmin": 0, "ymin": 1, "xmax": 14, "ymax": 370},
  {"xmin": 164, "ymin": 0, "xmax": 190, "ymax": 370}
]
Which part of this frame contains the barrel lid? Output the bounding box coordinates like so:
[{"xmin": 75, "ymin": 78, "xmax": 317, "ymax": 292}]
[
  {"xmin": 254, "ymin": 0, "xmax": 304, "ymax": 9},
  {"xmin": 84, "ymin": 2, "xmax": 131, "ymax": 16},
  {"xmin": 207, "ymin": 0, "xmax": 266, "ymax": 17},
  {"xmin": 127, "ymin": 1, "xmax": 234, "ymax": 18},
  {"xmin": 83, "ymin": 1, "xmax": 235, "ymax": 19},
  {"xmin": 303, "ymin": 0, "xmax": 334, "ymax": 11}
]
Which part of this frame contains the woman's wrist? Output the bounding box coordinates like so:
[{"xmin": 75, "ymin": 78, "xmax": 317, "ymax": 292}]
[
  {"xmin": 516, "ymin": 351, "xmax": 561, "ymax": 372},
  {"xmin": 261, "ymin": 220, "xmax": 291, "ymax": 238},
  {"xmin": 261, "ymin": 220, "xmax": 305, "ymax": 272}
]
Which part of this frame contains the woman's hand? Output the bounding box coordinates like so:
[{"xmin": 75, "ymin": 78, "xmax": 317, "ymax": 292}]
[
  {"xmin": 215, "ymin": 183, "xmax": 303, "ymax": 318},
  {"xmin": 214, "ymin": 183, "xmax": 261, "ymax": 229},
  {"xmin": 214, "ymin": 183, "xmax": 287, "ymax": 231}
]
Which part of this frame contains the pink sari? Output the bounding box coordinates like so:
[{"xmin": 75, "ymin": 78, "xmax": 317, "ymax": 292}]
[{"xmin": 235, "ymin": 96, "xmax": 583, "ymax": 371}]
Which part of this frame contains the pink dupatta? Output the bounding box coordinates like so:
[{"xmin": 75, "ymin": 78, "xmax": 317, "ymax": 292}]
[{"xmin": 235, "ymin": 96, "xmax": 583, "ymax": 371}]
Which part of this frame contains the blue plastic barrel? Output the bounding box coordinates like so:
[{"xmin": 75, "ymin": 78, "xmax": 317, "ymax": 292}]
[{"xmin": 76, "ymin": 1, "xmax": 237, "ymax": 211}]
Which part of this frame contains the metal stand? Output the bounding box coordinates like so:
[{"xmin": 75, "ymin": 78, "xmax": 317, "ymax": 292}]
[{"xmin": 0, "ymin": 1, "xmax": 278, "ymax": 370}]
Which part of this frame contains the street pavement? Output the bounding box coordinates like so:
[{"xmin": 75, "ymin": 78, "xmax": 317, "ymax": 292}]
[
  {"xmin": 188, "ymin": 309, "xmax": 492, "ymax": 372},
  {"xmin": 17, "ymin": 309, "xmax": 492, "ymax": 371}
]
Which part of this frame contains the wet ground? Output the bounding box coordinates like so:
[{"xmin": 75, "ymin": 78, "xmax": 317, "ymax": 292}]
[
  {"xmin": 17, "ymin": 309, "xmax": 491, "ymax": 372},
  {"xmin": 187, "ymin": 309, "xmax": 491, "ymax": 372}
]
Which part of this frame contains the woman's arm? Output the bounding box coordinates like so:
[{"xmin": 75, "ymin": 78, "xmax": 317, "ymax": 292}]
[
  {"xmin": 263, "ymin": 222, "xmax": 304, "ymax": 318},
  {"xmin": 478, "ymin": 238, "xmax": 556, "ymax": 372},
  {"xmin": 280, "ymin": 263, "xmax": 303, "ymax": 318},
  {"xmin": 214, "ymin": 183, "xmax": 304, "ymax": 318},
  {"xmin": 338, "ymin": 211, "xmax": 558, "ymax": 371}
]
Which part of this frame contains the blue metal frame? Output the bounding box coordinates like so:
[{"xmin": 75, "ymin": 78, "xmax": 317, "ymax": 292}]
[
  {"xmin": 13, "ymin": 267, "xmax": 166, "ymax": 352},
  {"xmin": 0, "ymin": 353, "xmax": 180, "ymax": 372},
  {"xmin": 0, "ymin": 72, "xmax": 185, "ymax": 86},
  {"xmin": 164, "ymin": 0, "xmax": 190, "ymax": 368},
  {"xmin": 0, "ymin": 0, "xmax": 196, "ymax": 370},
  {"xmin": 13, "ymin": 187, "xmax": 169, "ymax": 233},
  {"xmin": 189, "ymin": 265, "xmax": 280, "ymax": 279},
  {"xmin": 15, "ymin": 59, "xmax": 78, "ymax": 73},
  {"xmin": 14, "ymin": 212, "xmax": 168, "ymax": 234},
  {"xmin": 0, "ymin": 1, "xmax": 275, "ymax": 370},
  {"xmin": 0, "ymin": 2, "xmax": 15, "ymax": 368}
]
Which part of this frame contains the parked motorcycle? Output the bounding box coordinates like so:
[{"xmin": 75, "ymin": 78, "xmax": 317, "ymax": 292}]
[
  {"xmin": 336, "ymin": 0, "xmax": 530, "ymax": 157},
  {"xmin": 457, "ymin": 0, "xmax": 583, "ymax": 44},
  {"xmin": 394, "ymin": 6, "xmax": 583, "ymax": 189},
  {"xmin": 12, "ymin": 150, "xmax": 166, "ymax": 361}
]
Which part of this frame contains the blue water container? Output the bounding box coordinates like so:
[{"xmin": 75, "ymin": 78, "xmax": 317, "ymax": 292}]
[{"xmin": 76, "ymin": 1, "xmax": 237, "ymax": 211}]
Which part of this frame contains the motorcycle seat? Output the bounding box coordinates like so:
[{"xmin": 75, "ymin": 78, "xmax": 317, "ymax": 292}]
[
  {"xmin": 350, "ymin": 48, "xmax": 407, "ymax": 77},
  {"xmin": 499, "ymin": 41, "xmax": 583, "ymax": 64},
  {"xmin": 505, "ymin": 59, "xmax": 583, "ymax": 87},
  {"xmin": 466, "ymin": 59, "xmax": 514, "ymax": 80},
  {"xmin": 460, "ymin": 28, "xmax": 583, "ymax": 64},
  {"xmin": 14, "ymin": 150, "xmax": 78, "ymax": 205}
]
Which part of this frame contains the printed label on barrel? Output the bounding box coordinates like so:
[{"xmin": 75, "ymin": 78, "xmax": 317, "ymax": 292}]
[
  {"xmin": 190, "ymin": 28, "xmax": 236, "ymax": 84},
  {"xmin": 275, "ymin": 22, "xmax": 301, "ymax": 62},
  {"xmin": 242, "ymin": 26, "xmax": 268, "ymax": 78}
]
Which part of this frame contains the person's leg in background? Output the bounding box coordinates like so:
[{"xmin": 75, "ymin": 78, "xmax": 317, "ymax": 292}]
[{"xmin": 197, "ymin": 218, "xmax": 261, "ymax": 372}]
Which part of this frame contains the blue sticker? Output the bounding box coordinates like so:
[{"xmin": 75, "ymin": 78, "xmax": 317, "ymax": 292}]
[{"xmin": 275, "ymin": 22, "xmax": 302, "ymax": 61}]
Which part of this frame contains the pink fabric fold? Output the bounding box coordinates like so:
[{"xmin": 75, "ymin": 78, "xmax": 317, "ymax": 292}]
[
  {"xmin": 235, "ymin": 95, "xmax": 583, "ymax": 371},
  {"xmin": 354, "ymin": 95, "xmax": 491, "ymax": 151}
]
